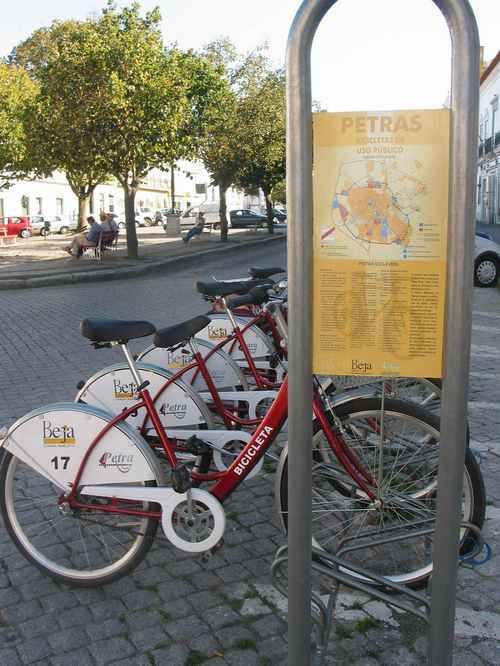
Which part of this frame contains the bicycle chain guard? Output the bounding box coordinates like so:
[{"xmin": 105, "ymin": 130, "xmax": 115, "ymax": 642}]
[{"xmin": 80, "ymin": 485, "xmax": 225, "ymax": 554}]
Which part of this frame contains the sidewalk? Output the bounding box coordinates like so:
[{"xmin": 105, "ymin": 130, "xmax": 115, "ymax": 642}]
[{"xmin": 0, "ymin": 225, "xmax": 286, "ymax": 290}]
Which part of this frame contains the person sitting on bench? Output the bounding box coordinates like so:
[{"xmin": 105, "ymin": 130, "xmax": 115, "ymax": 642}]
[
  {"xmin": 65, "ymin": 216, "xmax": 102, "ymax": 257},
  {"xmin": 183, "ymin": 212, "xmax": 205, "ymax": 243}
]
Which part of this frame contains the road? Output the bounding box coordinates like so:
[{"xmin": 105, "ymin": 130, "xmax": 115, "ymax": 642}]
[{"xmin": 0, "ymin": 240, "xmax": 499, "ymax": 666}]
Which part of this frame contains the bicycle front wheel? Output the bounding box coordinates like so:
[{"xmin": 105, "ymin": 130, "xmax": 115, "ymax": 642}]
[
  {"xmin": 277, "ymin": 397, "xmax": 485, "ymax": 588},
  {"xmin": 0, "ymin": 451, "xmax": 158, "ymax": 587}
]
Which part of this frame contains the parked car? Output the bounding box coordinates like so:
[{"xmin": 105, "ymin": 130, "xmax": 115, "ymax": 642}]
[
  {"xmin": 29, "ymin": 216, "xmax": 52, "ymax": 236},
  {"xmin": 474, "ymin": 233, "xmax": 500, "ymax": 287},
  {"xmin": 47, "ymin": 216, "xmax": 78, "ymax": 235},
  {"xmin": 135, "ymin": 208, "xmax": 155, "ymax": 227},
  {"xmin": 272, "ymin": 207, "xmax": 287, "ymax": 223},
  {"xmin": 229, "ymin": 209, "xmax": 268, "ymax": 228},
  {"xmin": 0, "ymin": 216, "xmax": 32, "ymax": 238}
]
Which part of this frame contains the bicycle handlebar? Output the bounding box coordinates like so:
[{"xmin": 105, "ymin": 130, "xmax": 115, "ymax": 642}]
[{"xmin": 226, "ymin": 286, "xmax": 269, "ymax": 309}]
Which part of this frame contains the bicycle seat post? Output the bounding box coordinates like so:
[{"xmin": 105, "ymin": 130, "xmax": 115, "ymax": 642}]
[
  {"xmin": 221, "ymin": 297, "xmax": 238, "ymax": 331},
  {"xmin": 120, "ymin": 342, "xmax": 144, "ymax": 388}
]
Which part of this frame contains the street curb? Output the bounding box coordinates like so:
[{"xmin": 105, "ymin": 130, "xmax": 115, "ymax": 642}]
[{"xmin": 0, "ymin": 234, "xmax": 286, "ymax": 291}]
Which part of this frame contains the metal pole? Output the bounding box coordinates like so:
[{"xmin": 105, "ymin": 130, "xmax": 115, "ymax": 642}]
[
  {"xmin": 286, "ymin": 2, "xmax": 479, "ymax": 665},
  {"xmin": 428, "ymin": 2, "xmax": 479, "ymax": 664}
]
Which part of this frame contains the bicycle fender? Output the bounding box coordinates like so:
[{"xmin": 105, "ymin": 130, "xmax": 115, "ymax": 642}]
[
  {"xmin": 75, "ymin": 362, "xmax": 215, "ymax": 430},
  {"xmin": 2, "ymin": 402, "xmax": 166, "ymax": 491},
  {"xmin": 138, "ymin": 338, "xmax": 248, "ymax": 391}
]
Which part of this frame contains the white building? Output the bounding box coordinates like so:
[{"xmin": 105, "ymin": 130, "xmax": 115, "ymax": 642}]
[
  {"xmin": 477, "ymin": 50, "xmax": 500, "ymax": 225},
  {"xmin": 0, "ymin": 160, "xmax": 260, "ymax": 222}
]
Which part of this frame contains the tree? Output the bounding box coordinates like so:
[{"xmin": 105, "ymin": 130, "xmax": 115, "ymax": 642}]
[
  {"xmin": 199, "ymin": 40, "xmax": 274, "ymax": 242},
  {"xmin": 93, "ymin": 2, "xmax": 225, "ymax": 258},
  {"xmin": 20, "ymin": 20, "xmax": 111, "ymax": 230},
  {"xmin": 0, "ymin": 64, "xmax": 38, "ymax": 190},
  {"xmin": 234, "ymin": 69, "xmax": 286, "ymax": 234},
  {"xmin": 270, "ymin": 180, "xmax": 286, "ymax": 206}
]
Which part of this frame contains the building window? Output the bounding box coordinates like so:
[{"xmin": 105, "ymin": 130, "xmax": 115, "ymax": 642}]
[
  {"xmin": 21, "ymin": 195, "xmax": 30, "ymax": 215},
  {"xmin": 56, "ymin": 198, "xmax": 63, "ymax": 216},
  {"xmin": 99, "ymin": 194, "xmax": 105, "ymax": 212},
  {"xmin": 35, "ymin": 197, "xmax": 43, "ymax": 215},
  {"xmin": 195, "ymin": 183, "xmax": 207, "ymax": 195},
  {"xmin": 108, "ymin": 194, "xmax": 114, "ymax": 212}
]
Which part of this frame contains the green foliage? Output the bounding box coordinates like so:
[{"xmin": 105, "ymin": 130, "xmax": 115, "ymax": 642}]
[
  {"xmin": 93, "ymin": 2, "xmax": 225, "ymax": 257},
  {"xmin": 270, "ymin": 180, "xmax": 286, "ymax": 206},
  {"xmin": 0, "ymin": 64, "xmax": 38, "ymax": 189},
  {"xmin": 234, "ymin": 68, "xmax": 286, "ymax": 233},
  {"xmin": 21, "ymin": 19, "xmax": 111, "ymax": 228}
]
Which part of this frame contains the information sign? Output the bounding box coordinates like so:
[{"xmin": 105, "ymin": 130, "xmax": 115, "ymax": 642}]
[{"xmin": 313, "ymin": 109, "xmax": 450, "ymax": 377}]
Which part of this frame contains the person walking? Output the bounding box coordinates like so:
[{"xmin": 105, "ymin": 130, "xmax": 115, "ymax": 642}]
[
  {"xmin": 183, "ymin": 212, "xmax": 205, "ymax": 243},
  {"xmin": 64, "ymin": 216, "xmax": 101, "ymax": 257}
]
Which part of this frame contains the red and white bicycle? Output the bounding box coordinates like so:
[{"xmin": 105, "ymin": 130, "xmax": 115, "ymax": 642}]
[{"xmin": 0, "ymin": 302, "xmax": 484, "ymax": 590}]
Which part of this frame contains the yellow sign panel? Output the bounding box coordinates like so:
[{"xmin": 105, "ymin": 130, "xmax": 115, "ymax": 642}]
[{"xmin": 313, "ymin": 109, "xmax": 450, "ymax": 378}]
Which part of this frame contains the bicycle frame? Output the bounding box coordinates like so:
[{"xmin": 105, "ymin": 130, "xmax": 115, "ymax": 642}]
[{"xmin": 64, "ymin": 374, "xmax": 377, "ymax": 520}]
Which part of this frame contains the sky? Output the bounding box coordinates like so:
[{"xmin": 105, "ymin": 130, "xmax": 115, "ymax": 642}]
[{"xmin": 0, "ymin": 0, "xmax": 498, "ymax": 112}]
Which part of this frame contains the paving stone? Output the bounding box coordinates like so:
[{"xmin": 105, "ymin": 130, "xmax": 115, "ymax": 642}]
[
  {"xmin": 18, "ymin": 579, "xmax": 59, "ymax": 601},
  {"xmin": 224, "ymin": 649, "xmax": 260, "ymax": 665},
  {"xmin": 216, "ymin": 625, "xmax": 256, "ymax": 650},
  {"xmin": 188, "ymin": 632, "xmax": 221, "ymax": 654},
  {"xmin": 157, "ymin": 580, "xmax": 195, "ymax": 602},
  {"xmin": 90, "ymin": 598, "xmax": 127, "ymax": 621},
  {"xmin": 123, "ymin": 609, "xmax": 165, "ymax": 632},
  {"xmin": 17, "ymin": 637, "xmax": 52, "ymax": 664},
  {"xmin": 108, "ymin": 656, "xmax": 153, "ymax": 666},
  {"xmin": 3, "ymin": 600, "xmax": 43, "ymax": 624},
  {"xmin": 259, "ymin": 634, "xmax": 287, "ymax": 657},
  {"xmin": 86, "ymin": 618, "xmax": 125, "ymax": 642},
  {"xmin": 151, "ymin": 643, "xmax": 189, "ymax": 665},
  {"xmin": 0, "ymin": 586, "xmax": 22, "ymax": 607},
  {"xmin": 89, "ymin": 637, "xmax": 135, "ymax": 665},
  {"xmin": 19, "ymin": 614, "xmax": 58, "ymax": 639},
  {"xmin": 57, "ymin": 605, "xmax": 93, "ymax": 629},
  {"xmin": 129, "ymin": 625, "xmax": 168, "ymax": 651},
  {"xmin": 122, "ymin": 589, "xmax": 159, "ymax": 611},
  {"xmin": 251, "ymin": 615, "xmax": 286, "ymax": 638},
  {"xmin": 48, "ymin": 627, "xmax": 89, "ymax": 654},
  {"xmin": 470, "ymin": 638, "xmax": 500, "ymax": 663},
  {"xmin": 40, "ymin": 591, "xmax": 78, "ymax": 613},
  {"xmin": 186, "ymin": 590, "xmax": 226, "ymax": 611},
  {"xmin": 215, "ymin": 564, "xmax": 248, "ymax": 584},
  {"xmin": 204, "ymin": 604, "xmax": 241, "ymax": 630},
  {"xmin": 0, "ymin": 647, "xmax": 21, "ymax": 666},
  {"xmin": 165, "ymin": 614, "xmax": 210, "ymax": 642}
]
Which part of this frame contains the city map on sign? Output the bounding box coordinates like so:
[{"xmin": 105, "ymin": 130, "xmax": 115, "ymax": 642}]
[{"xmin": 320, "ymin": 157, "xmax": 429, "ymax": 260}]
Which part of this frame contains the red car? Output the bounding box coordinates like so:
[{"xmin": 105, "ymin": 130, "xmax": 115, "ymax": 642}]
[{"xmin": 0, "ymin": 216, "xmax": 32, "ymax": 238}]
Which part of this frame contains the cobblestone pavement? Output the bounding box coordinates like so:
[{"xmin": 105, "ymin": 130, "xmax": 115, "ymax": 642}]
[{"xmin": 0, "ymin": 244, "xmax": 499, "ymax": 665}]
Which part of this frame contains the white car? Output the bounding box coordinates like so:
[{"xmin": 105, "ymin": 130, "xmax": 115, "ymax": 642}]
[
  {"xmin": 474, "ymin": 233, "xmax": 500, "ymax": 287},
  {"xmin": 134, "ymin": 208, "xmax": 155, "ymax": 227}
]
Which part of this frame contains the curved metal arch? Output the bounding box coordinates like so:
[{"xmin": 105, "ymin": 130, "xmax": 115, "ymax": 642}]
[{"xmin": 285, "ymin": 2, "xmax": 479, "ymax": 665}]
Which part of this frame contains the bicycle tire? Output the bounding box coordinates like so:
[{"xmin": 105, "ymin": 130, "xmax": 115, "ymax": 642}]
[
  {"xmin": 277, "ymin": 396, "xmax": 485, "ymax": 589},
  {"xmin": 0, "ymin": 450, "xmax": 159, "ymax": 587}
]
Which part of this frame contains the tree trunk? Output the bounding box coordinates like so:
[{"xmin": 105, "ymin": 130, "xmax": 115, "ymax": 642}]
[
  {"xmin": 263, "ymin": 189, "xmax": 275, "ymax": 235},
  {"xmin": 170, "ymin": 163, "xmax": 176, "ymax": 212},
  {"xmin": 123, "ymin": 184, "xmax": 139, "ymax": 259},
  {"xmin": 219, "ymin": 185, "xmax": 229, "ymax": 243},
  {"xmin": 77, "ymin": 192, "xmax": 91, "ymax": 232}
]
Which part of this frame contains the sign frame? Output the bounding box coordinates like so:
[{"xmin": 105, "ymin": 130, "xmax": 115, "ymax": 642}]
[{"xmin": 285, "ymin": 1, "xmax": 480, "ymax": 665}]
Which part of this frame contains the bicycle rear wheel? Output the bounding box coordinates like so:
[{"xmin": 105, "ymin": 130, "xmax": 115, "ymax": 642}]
[
  {"xmin": 277, "ymin": 397, "xmax": 485, "ymax": 588},
  {"xmin": 0, "ymin": 451, "xmax": 158, "ymax": 587}
]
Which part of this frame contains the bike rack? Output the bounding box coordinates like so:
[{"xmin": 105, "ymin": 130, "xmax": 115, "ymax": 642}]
[
  {"xmin": 272, "ymin": 524, "xmax": 485, "ymax": 666},
  {"xmin": 286, "ymin": 1, "xmax": 480, "ymax": 664}
]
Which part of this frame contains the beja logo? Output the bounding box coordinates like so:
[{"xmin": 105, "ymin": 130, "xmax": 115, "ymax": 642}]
[
  {"xmin": 159, "ymin": 402, "xmax": 188, "ymax": 420},
  {"xmin": 42, "ymin": 420, "xmax": 76, "ymax": 446},
  {"xmin": 166, "ymin": 350, "xmax": 192, "ymax": 369},
  {"xmin": 208, "ymin": 325, "xmax": 229, "ymax": 340},
  {"xmin": 99, "ymin": 452, "xmax": 134, "ymax": 474},
  {"xmin": 113, "ymin": 378, "xmax": 139, "ymax": 401},
  {"xmin": 351, "ymin": 359, "xmax": 372, "ymax": 373}
]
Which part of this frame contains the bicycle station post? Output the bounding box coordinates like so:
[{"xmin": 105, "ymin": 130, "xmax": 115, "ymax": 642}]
[{"xmin": 286, "ymin": 1, "xmax": 479, "ymax": 665}]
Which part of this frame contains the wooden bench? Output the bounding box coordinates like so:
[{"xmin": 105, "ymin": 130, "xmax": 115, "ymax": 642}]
[{"xmin": 82, "ymin": 231, "xmax": 119, "ymax": 261}]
